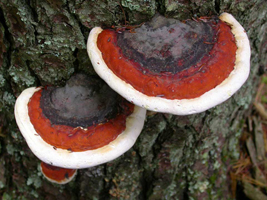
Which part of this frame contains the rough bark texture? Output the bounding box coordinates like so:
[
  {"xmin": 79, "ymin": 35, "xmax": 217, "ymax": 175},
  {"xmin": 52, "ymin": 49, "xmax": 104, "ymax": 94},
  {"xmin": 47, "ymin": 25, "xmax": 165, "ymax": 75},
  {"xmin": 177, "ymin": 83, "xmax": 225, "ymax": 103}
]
[{"xmin": 0, "ymin": 0, "xmax": 266, "ymax": 199}]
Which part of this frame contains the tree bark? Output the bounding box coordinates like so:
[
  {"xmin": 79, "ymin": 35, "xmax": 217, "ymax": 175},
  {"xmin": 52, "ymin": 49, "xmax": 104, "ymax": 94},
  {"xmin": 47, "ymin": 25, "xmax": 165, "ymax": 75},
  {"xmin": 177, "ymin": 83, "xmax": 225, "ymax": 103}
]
[{"xmin": 0, "ymin": 0, "xmax": 266, "ymax": 199}]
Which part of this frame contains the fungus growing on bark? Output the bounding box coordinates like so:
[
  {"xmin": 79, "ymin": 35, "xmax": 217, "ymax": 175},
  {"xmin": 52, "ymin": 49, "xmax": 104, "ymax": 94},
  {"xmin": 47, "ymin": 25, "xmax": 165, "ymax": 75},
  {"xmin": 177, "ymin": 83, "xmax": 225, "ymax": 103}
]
[
  {"xmin": 87, "ymin": 13, "xmax": 250, "ymax": 115},
  {"xmin": 40, "ymin": 162, "xmax": 77, "ymax": 184},
  {"xmin": 14, "ymin": 74, "xmax": 146, "ymax": 168}
]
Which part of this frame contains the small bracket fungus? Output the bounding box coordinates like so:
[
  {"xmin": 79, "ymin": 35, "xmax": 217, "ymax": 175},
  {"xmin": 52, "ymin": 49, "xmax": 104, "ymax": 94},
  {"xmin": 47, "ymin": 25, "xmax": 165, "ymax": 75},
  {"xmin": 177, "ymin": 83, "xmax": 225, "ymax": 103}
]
[
  {"xmin": 87, "ymin": 13, "xmax": 250, "ymax": 115},
  {"xmin": 40, "ymin": 162, "xmax": 77, "ymax": 184},
  {"xmin": 15, "ymin": 74, "xmax": 146, "ymax": 169}
]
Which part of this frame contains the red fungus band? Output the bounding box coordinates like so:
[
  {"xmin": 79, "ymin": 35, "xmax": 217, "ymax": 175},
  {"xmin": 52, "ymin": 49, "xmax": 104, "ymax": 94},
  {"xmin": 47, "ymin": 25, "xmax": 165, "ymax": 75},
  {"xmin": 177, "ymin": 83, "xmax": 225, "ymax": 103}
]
[
  {"xmin": 41, "ymin": 162, "xmax": 76, "ymax": 183},
  {"xmin": 27, "ymin": 74, "xmax": 134, "ymax": 152},
  {"xmin": 97, "ymin": 15, "xmax": 237, "ymax": 99}
]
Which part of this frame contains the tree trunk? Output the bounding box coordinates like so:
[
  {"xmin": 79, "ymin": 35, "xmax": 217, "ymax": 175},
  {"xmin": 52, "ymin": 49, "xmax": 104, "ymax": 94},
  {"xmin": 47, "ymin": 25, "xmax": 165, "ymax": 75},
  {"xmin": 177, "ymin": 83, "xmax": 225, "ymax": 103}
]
[{"xmin": 0, "ymin": 0, "xmax": 266, "ymax": 199}]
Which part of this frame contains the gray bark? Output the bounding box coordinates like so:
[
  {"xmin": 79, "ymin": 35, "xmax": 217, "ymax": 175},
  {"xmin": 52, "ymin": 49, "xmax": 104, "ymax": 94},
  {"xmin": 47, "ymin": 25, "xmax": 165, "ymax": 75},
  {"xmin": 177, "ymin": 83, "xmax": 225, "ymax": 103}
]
[{"xmin": 0, "ymin": 0, "xmax": 266, "ymax": 199}]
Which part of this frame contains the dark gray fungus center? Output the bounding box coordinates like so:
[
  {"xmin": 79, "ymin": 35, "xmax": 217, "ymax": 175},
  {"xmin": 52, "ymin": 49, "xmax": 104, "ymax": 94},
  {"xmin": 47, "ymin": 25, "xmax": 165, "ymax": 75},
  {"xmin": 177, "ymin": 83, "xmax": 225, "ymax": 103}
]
[
  {"xmin": 40, "ymin": 74, "xmax": 120, "ymax": 128},
  {"xmin": 117, "ymin": 15, "xmax": 218, "ymax": 74}
]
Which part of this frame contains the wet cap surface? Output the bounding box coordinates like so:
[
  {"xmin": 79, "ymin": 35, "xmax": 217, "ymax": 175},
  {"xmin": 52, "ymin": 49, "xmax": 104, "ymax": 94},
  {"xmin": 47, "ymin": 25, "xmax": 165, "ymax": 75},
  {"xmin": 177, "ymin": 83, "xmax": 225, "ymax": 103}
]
[
  {"xmin": 117, "ymin": 15, "xmax": 218, "ymax": 74},
  {"xmin": 40, "ymin": 74, "xmax": 119, "ymax": 127}
]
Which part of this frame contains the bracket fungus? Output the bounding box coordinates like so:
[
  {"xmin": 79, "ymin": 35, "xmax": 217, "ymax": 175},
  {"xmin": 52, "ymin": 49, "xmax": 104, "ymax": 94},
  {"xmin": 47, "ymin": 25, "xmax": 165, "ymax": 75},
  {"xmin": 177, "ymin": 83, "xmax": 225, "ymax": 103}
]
[
  {"xmin": 40, "ymin": 162, "xmax": 77, "ymax": 184},
  {"xmin": 87, "ymin": 13, "xmax": 250, "ymax": 115},
  {"xmin": 14, "ymin": 74, "xmax": 146, "ymax": 169}
]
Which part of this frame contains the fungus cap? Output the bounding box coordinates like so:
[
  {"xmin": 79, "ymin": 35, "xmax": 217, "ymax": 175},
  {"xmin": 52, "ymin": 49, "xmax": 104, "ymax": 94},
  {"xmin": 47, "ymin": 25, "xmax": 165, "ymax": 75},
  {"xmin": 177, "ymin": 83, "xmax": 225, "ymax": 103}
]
[
  {"xmin": 14, "ymin": 74, "xmax": 146, "ymax": 169},
  {"xmin": 40, "ymin": 162, "xmax": 77, "ymax": 184},
  {"xmin": 87, "ymin": 13, "xmax": 250, "ymax": 115}
]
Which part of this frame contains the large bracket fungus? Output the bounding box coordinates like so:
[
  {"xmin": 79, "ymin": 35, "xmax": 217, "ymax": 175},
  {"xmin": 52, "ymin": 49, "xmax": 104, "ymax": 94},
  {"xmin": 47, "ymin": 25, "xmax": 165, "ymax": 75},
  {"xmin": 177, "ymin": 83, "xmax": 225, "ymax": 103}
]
[
  {"xmin": 87, "ymin": 13, "xmax": 250, "ymax": 115},
  {"xmin": 15, "ymin": 74, "xmax": 146, "ymax": 169}
]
